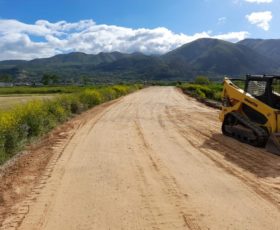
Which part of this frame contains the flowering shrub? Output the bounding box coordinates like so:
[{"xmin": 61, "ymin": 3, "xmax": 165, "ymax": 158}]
[{"xmin": 0, "ymin": 84, "xmax": 142, "ymax": 164}]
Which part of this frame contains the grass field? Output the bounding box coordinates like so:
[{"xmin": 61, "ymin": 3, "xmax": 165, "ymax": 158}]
[
  {"xmin": 0, "ymin": 85, "xmax": 125, "ymax": 109},
  {"xmin": 0, "ymin": 95, "xmax": 55, "ymax": 109},
  {"xmin": 0, "ymin": 85, "xmax": 112, "ymax": 95}
]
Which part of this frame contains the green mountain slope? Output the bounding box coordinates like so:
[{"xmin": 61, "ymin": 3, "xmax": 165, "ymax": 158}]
[
  {"xmin": 238, "ymin": 39, "xmax": 280, "ymax": 63},
  {"xmin": 0, "ymin": 38, "xmax": 279, "ymax": 83},
  {"xmin": 164, "ymin": 38, "xmax": 278, "ymax": 75}
]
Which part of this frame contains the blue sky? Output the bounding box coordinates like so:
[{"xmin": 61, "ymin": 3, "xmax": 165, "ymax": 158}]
[{"xmin": 0, "ymin": 0, "xmax": 279, "ymax": 60}]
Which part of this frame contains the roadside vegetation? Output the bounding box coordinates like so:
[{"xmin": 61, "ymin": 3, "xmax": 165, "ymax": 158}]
[
  {"xmin": 0, "ymin": 85, "xmax": 100, "ymax": 95},
  {"xmin": 0, "ymin": 95, "xmax": 55, "ymax": 109},
  {"xmin": 178, "ymin": 76, "xmax": 223, "ymax": 101},
  {"xmin": 0, "ymin": 84, "xmax": 142, "ymax": 164}
]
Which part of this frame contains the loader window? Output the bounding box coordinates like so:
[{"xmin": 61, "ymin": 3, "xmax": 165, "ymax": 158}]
[
  {"xmin": 272, "ymin": 79, "xmax": 280, "ymax": 95},
  {"xmin": 247, "ymin": 80, "xmax": 267, "ymax": 97},
  {"xmin": 271, "ymin": 78, "xmax": 280, "ymax": 109}
]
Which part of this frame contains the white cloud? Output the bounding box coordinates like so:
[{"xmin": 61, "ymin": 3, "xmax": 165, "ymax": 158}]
[
  {"xmin": 245, "ymin": 0, "xmax": 272, "ymax": 3},
  {"xmin": 0, "ymin": 19, "xmax": 250, "ymax": 60},
  {"xmin": 218, "ymin": 17, "xmax": 227, "ymax": 25},
  {"xmin": 214, "ymin": 31, "xmax": 250, "ymax": 41},
  {"xmin": 246, "ymin": 11, "xmax": 272, "ymax": 31}
]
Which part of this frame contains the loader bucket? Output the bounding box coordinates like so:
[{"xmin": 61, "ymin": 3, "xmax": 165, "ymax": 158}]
[{"xmin": 265, "ymin": 133, "xmax": 280, "ymax": 155}]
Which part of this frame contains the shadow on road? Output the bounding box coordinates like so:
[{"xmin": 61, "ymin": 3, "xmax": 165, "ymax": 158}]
[{"xmin": 201, "ymin": 133, "xmax": 280, "ymax": 179}]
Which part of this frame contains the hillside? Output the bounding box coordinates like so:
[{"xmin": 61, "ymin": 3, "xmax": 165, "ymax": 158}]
[
  {"xmin": 164, "ymin": 38, "xmax": 278, "ymax": 75},
  {"xmin": 238, "ymin": 39, "xmax": 280, "ymax": 63},
  {"xmin": 0, "ymin": 38, "xmax": 280, "ymax": 83}
]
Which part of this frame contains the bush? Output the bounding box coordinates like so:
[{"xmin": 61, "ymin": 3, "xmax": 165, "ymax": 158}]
[
  {"xmin": 17, "ymin": 101, "xmax": 50, "ymax": 137},
  {"xmin": 99, "ymin": 87, "xmax": 118, "ymax": 101},
  {"xmin": 78, "ymin": 89, "xmax": 103, "ymax": 108},
  {"xmin": 45, "ymin": 100, "xmax": 69, "ymax": 123},
  {"xmin": 112, "ymin": 85, "xmax": 129, "ymax": 97},
  {"xmin": 194, "ymin": 76, "xmax": 210, "ymax": 85},
  {"xmin": 0, "ymin": 128, "xmax": 5, "ymax": 154},
  {"xmin": 179, "ymin": 82, "xmax": 222, "ymax": 101},
  {"xmin": 213, "ymin": 91, "xmax": 222, "ymax": 101},
  {"xmin": 0, "ymin": 112, "xmax": 25, "ymax": 161},
  {"xmin": 196, "ymin": 88, "xmax": 206, "ymax": 99}
]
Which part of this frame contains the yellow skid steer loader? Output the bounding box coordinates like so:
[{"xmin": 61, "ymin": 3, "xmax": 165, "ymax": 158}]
[{"xmin": 220, "ymin": 74, "xmax": 280, "ymax": 155}]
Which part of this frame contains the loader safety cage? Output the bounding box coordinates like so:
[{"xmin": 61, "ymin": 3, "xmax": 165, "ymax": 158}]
[
  {"xmin": 244, "ymin": 75, "xmax": 280, "ymax": 109},
  {"xmin": 220, "ymin": 74, "xmax": 280, "ymax": 155}
]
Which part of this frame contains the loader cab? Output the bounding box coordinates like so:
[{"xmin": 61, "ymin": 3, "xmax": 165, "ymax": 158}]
[{"xmin": 245, "ymin": 75, "xmax": 280, "ymax": 109}]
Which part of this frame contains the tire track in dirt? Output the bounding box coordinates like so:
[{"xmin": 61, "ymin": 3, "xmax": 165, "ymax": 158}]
[
  {"xmin": 1, "ymin": 87, "xmax": 280, "ymax": 230},
  {"xmin": 0, "ymin": 100, "xmax": 120, "ymax": 230},
  {"xmin": 134, "ymin": 120, "xmax": 201, "ymax": 230},
  {"xmin": 164, "ymin": 104, "xmax": 280, "ymax": 211}
]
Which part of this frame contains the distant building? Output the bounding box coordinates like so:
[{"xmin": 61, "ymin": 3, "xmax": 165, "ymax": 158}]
[
  {"xmin": 14, "ymin": 82, "xmax": 31, "ymax": 86},
  {"xmin": 32, "ymin": 82, "xmax": 44, "ymax": 86},
  {"xmin": 0, "ymin": 82, "xmax": 13, "ymax": 87}
]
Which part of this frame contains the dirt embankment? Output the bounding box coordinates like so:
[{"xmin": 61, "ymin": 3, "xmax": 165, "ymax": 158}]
[{"xmin": 1, "ymin": 87, "xmax": 280, "ymax": 230}]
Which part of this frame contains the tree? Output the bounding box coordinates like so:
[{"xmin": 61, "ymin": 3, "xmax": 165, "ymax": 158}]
[
  {"xmin": 51, "ymin": 74, "xmax": 60, "ymax": 84},
  {"xmin": 41, "ymin": 74, "xmax": 51, "ymax": 85},
  {"xmin": 194, "ymin": 75, "xmax": 210, "ymax": 85},
  {"xmin": 41, "ymin": 74, "xmax": 60, "ymax": 85},
  {"xmin": 80, "ymin": 75, "xmax": 91, "ymax": 85},
  {"xmin": 0, "ymin": 74, "xmax": 13, "ymax": 82}
]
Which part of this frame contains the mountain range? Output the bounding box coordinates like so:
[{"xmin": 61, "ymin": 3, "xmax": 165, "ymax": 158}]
[{"xmin": 0, "ymin": 38, "xmax": 279, "ymax": 83}]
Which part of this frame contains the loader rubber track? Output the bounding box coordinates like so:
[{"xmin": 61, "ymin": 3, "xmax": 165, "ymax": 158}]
[{"xmin": 222, "ymin": 112, "xmax": 268, "ymax": 147}]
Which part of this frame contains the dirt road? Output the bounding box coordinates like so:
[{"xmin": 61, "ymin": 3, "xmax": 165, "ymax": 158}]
[{"xmin": 2, "ymin": 87, "xmax": 280, "ymax": 230}]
